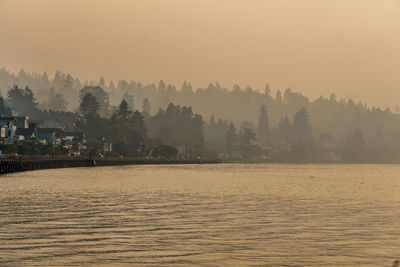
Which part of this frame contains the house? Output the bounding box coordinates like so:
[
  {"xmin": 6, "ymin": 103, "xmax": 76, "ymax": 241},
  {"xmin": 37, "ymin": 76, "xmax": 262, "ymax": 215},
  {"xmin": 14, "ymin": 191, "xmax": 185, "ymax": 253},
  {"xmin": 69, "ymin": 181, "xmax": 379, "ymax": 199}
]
[
  {"xmin": 37, "ymin": 128, "xmax": 64, "ymax": 145},
  {"xmin": 104, "ymin": 142, "xmax": 112, "ymax": 152},
  {"xmin": 0, "ymin": 116, "xmax": 29, "ymax": 129},
  {"xmin": 64, "ymin": 131, "xmax": 87, "ymax": 154},
  {"xmin": 15, "ymin": 123, "xmax": 38, "ymax": 143},
  {"xmin": 0, "ymin": 120, "xmax": 16, "ymax": 144},
  {"xmin": 65, "ymin": 131, "xmax": 86, "ymax": 144}
]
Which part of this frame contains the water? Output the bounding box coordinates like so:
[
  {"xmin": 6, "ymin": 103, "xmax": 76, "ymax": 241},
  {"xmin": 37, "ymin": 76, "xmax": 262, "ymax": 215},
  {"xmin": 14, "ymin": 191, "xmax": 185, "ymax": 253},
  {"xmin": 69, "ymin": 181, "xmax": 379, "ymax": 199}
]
[{"xmin": 1, "ymin": 164, "xmax": 400, "ymax": 266}]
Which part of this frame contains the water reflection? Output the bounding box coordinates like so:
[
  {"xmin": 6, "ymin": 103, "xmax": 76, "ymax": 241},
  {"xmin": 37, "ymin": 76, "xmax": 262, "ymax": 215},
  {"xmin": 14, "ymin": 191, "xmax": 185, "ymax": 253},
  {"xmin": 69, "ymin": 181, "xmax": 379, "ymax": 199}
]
[{"xmin": 1, "ymin": 164, "xmax": 400, "ymax": 266}]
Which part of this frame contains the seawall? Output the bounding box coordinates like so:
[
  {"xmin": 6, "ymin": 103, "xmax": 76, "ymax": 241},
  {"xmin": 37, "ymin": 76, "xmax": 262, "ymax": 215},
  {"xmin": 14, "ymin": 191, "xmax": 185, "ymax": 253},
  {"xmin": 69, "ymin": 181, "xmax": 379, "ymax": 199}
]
[{"xmin": 0, "ymin": 157, "xmax": 221, "ymax": 175}]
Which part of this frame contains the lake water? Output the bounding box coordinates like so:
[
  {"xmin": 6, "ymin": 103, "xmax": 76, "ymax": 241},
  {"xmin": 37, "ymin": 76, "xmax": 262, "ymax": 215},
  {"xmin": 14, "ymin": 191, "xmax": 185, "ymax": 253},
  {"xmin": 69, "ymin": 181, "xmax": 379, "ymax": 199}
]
[{"xmin": 1, "ymin": 164, "xmax": 400, "ymax": 266}]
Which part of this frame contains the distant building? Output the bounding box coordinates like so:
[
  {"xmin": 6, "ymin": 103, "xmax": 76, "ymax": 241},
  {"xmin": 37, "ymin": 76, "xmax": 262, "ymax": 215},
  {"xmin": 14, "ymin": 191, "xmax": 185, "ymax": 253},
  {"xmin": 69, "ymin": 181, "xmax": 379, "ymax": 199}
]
[
  {"xmin": 104, "ymin": 142, "xmax": 112, "ymax": 152},
  {"xmin": 0, "ymin": 115, "xmax": 87, "ymax": 155},
  {"xmin": 15, "ymin": 123, "xmax": 38, "ymax": 143},
  {"xmin": 37, "ymin": 128, "xmax": 64, "ymax": 145},
  {"xmin": 0, "ymin": 116, "xmax": 29, "ymax": 129},
  {"xmin": 0, "ymin": 118, "xmax": 17, "ymax": 144},
  {"xmin": 64, "ymin": 131, "xmax": 87, "ymax": 154}
]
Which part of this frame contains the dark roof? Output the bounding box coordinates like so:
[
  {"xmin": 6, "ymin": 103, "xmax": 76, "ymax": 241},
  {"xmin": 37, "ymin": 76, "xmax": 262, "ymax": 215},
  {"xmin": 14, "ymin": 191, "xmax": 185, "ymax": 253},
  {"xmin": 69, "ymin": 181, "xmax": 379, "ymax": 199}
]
[
  {"xmin": 64, "ymin": 131, "xmax": 85, "ymax": 142},
  {"xmin": 0, "ymin": 116, "xmax": 29, "ymax": 121},
  {"xmin": 16, "ymin": 128, "xmax": 36, "ymax": 136},
  {"xmin": 28, "ymin": 122, "xmax": 37, "ymax": 128},
  {"xmin": 16, "ymin": 122, "xmax": 38, "ymax": 136}
]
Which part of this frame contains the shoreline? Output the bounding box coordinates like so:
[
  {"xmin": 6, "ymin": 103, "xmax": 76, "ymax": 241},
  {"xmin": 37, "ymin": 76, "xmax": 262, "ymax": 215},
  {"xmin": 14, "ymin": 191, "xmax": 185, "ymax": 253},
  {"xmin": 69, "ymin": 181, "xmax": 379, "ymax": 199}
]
[
  {"xmin": 0, "ymin": 157, "xmax": 221, "ymax": 175},
  {"xmin": 2, "ymin": 157, "xmax": 400, "ymax": 175}
]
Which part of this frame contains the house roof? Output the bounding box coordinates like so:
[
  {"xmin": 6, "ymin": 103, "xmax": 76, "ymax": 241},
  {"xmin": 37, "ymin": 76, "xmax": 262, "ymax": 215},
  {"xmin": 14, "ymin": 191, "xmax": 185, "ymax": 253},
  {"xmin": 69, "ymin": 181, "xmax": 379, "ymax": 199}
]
[
  {"xmin": 16, "ymin": 127, "xmax": 36, "ymax": 136},
  {"xmin": 0, "ymin": 116, "xmax": 29, "ymax": 122},
  {"xmin": 28, "ymin": 122, "xmax": 37, "ymax": 128}
]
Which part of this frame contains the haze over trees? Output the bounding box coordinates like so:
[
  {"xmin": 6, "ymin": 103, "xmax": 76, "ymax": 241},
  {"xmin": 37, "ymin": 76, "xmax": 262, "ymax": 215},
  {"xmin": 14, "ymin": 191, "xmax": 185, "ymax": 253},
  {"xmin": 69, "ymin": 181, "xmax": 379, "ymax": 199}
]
[{"xmin": 2, "ymin": 67, "xmax": 400, "ymax": 162}]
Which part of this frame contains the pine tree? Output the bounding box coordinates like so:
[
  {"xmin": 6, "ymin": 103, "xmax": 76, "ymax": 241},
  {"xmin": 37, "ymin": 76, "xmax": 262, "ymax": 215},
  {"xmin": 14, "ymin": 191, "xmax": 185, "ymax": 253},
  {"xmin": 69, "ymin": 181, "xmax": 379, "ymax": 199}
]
[
  {"xmin": 0, "ymin": 97, "xmax": 12, "ymax": 116},
  {"xmin": 292, "ymin": 108, "xmax": 312, "ymax": 142},
  {"xmin": 278, "ymin": 116, "xmax": 292, "ymax": 143},
  {"xmin": 276, "ymin": 90, "xmax": 283, "ymax": 104},
  {"xmin": 225, "ymin": 122, "xmax": 238, "ymax": 157},
  {"xmin": 122, "ymin": 92, "xmax": 135, "ymax": 112},
  {"xmin": 80, "ymin": 93, "xmax": 100, "ymax": 115},
  {"xmin": 142, "ymin": 98, "xmax": 151, "ymax": 117},
  {"xmin": 112, "ymin": 100, "xmax": 131, "ymax": 121},
  {"xmin": 264, "ymin": 83, "xmax": 271, "ymax": 96},
  {"xmin": 257, "ymin": 105, "xmax": 269, "ymax": 145}
]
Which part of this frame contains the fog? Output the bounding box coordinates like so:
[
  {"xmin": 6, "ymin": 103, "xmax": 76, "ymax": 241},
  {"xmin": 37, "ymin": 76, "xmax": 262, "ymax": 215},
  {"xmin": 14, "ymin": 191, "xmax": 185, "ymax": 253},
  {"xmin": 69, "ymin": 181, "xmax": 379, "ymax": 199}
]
[{"xmin": 1, "ymin": 0, "xmax": 400, "ymax": 108}]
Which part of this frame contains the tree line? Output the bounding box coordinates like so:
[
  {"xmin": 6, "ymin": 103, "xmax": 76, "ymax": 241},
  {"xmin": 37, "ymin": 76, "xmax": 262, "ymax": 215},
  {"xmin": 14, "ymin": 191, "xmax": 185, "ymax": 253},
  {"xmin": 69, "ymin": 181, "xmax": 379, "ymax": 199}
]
[{"xmin": 2, "ymin": 67, "xmax": 400, "ymax": 162}]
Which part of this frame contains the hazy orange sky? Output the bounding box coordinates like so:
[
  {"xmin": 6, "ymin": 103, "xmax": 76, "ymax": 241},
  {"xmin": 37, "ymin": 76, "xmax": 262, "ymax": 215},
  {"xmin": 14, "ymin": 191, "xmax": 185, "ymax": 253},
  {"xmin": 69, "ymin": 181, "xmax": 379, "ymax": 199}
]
[{"xmin": 1, "ymin": 0, "xmax": 400, "ymax": 108}]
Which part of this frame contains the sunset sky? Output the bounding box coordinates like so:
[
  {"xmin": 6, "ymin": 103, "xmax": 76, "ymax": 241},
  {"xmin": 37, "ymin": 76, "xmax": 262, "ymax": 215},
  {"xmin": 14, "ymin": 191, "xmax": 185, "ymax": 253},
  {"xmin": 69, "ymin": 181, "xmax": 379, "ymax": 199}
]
[{"xmin": 1, "ymin": 0, "xmax": 400, "ymax": 108}]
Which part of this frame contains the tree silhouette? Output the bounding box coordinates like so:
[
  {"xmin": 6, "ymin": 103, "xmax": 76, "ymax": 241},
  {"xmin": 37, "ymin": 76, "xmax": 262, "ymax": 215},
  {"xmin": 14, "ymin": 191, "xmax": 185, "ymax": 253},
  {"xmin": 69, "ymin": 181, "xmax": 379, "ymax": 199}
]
[
  {"xmin": 0, "ymin": 97, "xmax": 12, "ymax": 116},
  {"xmin": 292, "ymin": 108, "xmax": 312, "ymax": 142},
  {"xmin": 80, "ymin": 93, "xmax": 100, "ymax": 115},
  {"xmin": 257, "ymin": 104, "xmax": 269, "ymax": 145},
  {"xmin": 46, "ymin": 87, "xmax": 68, "ymax": 111},
  {"xmin": 142, "ymin": 98, "xmax": 151, "ymax": 117},
  {"xmin": 79, "ymin": 85, "xmax": 110, "ymax": 117},
  {"xmin": 112, "ymin": 100, "xmax": 131, "ymax": 121},
  {"xmin": 225, "ymin": 122, "xmax": 238, "ymax": 157},
  {"xmin": 278, "ymin": 116, "xmax": 292, "ymax": 143},
  {"xmin": 122, "ymin": 92, "xmax": 135, "ymax": 112},
  {"xmin": 6, "ymin": 85, "xmax": 39, "ymax": 115},
  {"xmin": 264, "ymin": 83, "xmax": 271, "ymax": 96}
]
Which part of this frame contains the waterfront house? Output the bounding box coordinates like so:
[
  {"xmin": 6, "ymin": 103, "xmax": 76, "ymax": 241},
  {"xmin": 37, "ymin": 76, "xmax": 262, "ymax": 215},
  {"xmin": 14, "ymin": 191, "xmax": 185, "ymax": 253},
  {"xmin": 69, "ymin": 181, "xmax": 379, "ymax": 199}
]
[
  {"xmin": 64, "ymin": 131, "xmax": 87, "ymax": 154},
  {"xmin": 65, "ymin": 132, "xmax": 86, "ymax": 144},
  {"xmin": 0, "ymin": 116, "xmax": 29, "ymax": 129},
  {"xmin": 0, "ymin": 120, "xmax": 16, "ymax": 144},
  {"xmin": 15, "ymin": 123, "xmax": 38, "ymax": 143},
  {"xmin": 37, "ymin": 128, "xmax": 64, "ymax": 145}
]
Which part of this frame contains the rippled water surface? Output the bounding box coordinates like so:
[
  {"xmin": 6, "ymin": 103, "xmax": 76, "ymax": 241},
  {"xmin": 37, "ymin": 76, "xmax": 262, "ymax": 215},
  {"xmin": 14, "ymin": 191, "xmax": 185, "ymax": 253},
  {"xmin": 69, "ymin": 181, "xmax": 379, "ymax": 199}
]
[{"xmin": 1, "ymin": 164, "xmax": 400, "ymax": 266}]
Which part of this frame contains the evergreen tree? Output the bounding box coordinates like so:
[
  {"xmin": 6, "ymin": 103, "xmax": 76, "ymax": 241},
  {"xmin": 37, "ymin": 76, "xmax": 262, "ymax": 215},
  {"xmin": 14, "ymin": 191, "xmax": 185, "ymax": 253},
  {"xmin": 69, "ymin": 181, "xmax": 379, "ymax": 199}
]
[
  {"xmin": 257, "ymin": 104, "xmax": 269, "ymax": 145},
  {"xmin": 80, "ymin": 93, "xmax": 100, "ymax": 115},
  {"xmin": 99, "ymin": 76, "xmax": 105, "ymax": 87},
  {"xmin": 41, "ymin": 71, "xmax": 50, "ymax": 88},
  {"xmin": 112, "ymin": 100, "xmax": 132, "ymax": 121},
  {"xmin": 209, "ymin": 115, "xmax": 216, "ymax": 126},
  {"xmin": 181, "ymin": 81, "xmax": 193, "ymax": 94},
  {"xmin": 264, "ymin": 83, "xmax": 271, "ymax": 96},
  {"xmin": 79, "ymin": 85, "xmax": 110, "ymax": 117},
  {"xmin": 122, "ymin": 92, "xmax": 135, "ymax": 111},
  {"xmin": 6, "ymin": 85, "xmax": 39, "ymax": 115},
  {"xmin": 192, "ymin": 113, "xmax": 205, "ymax": 157},
  {"xmin": 142, "ymin": 98, "xmax": 151, "ymax": 117},
  {"xmin": 130, "ymin": 110, "xmax": 147, "ymax": 142},
  {"xmin": 0, "ymin": 96, "xmax": 12, "ymax": 116},
  {"xmin": 233, "ymin": 84, "xmax": 241, "ymax": 92},
  {"xmin": 118, "ymin": 80, "xmax": 128, "ymax": 90},
  {"xmin": 46, "ymin": 87, "xmax": 68, "ymax": 111},
  {"xmin": 292, "ymin": 108, "xmax": 312, "ymax": 142},
  {"xmin": 276, "ymin": 90, "xmax": 283, "ymax": 104},
  {"xmin": 225, "ymin": 122, "xmax": 238, "ymax": 157},
  {"xmin": 109, "ymin": 81, "xmax": 116, "ymax": 91},
  {"xmin": 343, "ymin": 128, "xmax": 366, "ymax": 162},
  {"xmin": 278, "ymin": 116, "xmax": 292, "ymax": 143},
  {"xmin": 158, "ymin": 80, "xmax": 166, "ymax": 91},
  {"xmin": 239, "ymin": 127, "xmax": 258, "ymax": 160}
]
